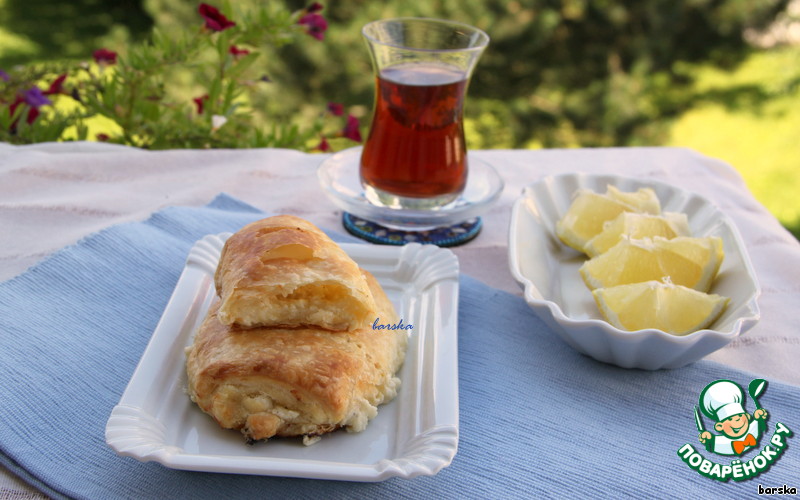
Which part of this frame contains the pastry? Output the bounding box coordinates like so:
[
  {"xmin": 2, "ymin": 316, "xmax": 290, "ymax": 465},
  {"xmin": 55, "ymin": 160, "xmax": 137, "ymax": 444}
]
[
  {"xmin": 214, "ymin": 215, "xmax": 377, "ymax": 331},
  {"xmin": 186, "ymin": 270, "xmax": 406, "ymax": 443}
]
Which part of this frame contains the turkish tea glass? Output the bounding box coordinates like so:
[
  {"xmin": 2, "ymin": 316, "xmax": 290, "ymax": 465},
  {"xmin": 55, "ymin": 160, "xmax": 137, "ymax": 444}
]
[{"xmin": 360, "ymin": 18, "xmax": 489, "ymax": 210}]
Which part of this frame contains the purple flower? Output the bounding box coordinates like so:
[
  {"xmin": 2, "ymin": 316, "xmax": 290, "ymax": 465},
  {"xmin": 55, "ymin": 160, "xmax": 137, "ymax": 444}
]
[
  {"xmin": 6, "ymin": 76, "xmax": 61, "ymax": 130},
  {"xmin": 199, "ymin": 3, "xmax": 236, "ymax": 32},
  {"xmin": 23, "ymin": 87, "xmax": 52, "ymax": 109},
  {"xmin": 8, "ymin": 92, "xmax": 43, "ymax": 128},
  {"xmin": 327, "ymin": 102, "xmax": 344, "ymax": 116},
  {"xmin": 298, "ymin": 12, "xmax": 327, "ymax": 41},
  {"xmin": 341, "ymin": 114, "xmax": 362, "ymax": 143},
  {"xmin": 0, "ymin": 69, "xmax": 9, "ymax": 82}
]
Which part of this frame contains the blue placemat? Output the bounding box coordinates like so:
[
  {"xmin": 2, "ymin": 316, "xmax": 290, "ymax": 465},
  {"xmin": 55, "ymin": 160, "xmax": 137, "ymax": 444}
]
[{"xmin": 1, "ymin": 194, "xmax": 798, "ymax": 499}]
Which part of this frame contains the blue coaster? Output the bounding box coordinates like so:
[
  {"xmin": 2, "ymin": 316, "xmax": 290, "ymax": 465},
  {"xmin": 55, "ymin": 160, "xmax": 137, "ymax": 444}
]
[{"xmin": 342, "ymin": 213, "xmax": 481, "ymax": 247}]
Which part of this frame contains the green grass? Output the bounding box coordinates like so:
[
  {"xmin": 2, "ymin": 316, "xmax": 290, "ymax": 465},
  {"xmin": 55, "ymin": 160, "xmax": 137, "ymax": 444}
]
[{"xmin": 667, "ymin": 46, "xmax": 800, "ymax": 239}]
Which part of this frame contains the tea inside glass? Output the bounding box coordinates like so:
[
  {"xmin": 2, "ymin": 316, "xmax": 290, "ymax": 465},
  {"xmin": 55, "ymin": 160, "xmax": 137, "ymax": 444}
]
[{"xmin": 360, "ymin": 18, "xmax": 489, "ymax": 210}]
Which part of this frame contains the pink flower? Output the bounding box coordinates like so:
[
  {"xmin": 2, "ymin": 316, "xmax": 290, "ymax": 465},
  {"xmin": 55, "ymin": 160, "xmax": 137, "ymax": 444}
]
[
  {"xmin": 341, "ymin": 114, "xmax": 362, "ymax": 143},
  {"xmin": 198, "ymin": 4, "xmax": 236, "ymax": 32},
  {"xmin": 193, "ymin": 94, "xmax": 209, "ymax": 114},
  {"xmin": 93, "ymin": 48, "xmax": 117, "ymax": 65},
  {"xmin": 229, "ymin": 45, "xmax": 251, "ymax": 59},
  {"xmin": 298, "ymin": 12, "xmax": 327, "ymax": 41},
  {"xmin": 314, "ymin": 136, "xmax": 332, "ymax": 152},
  {"xmin": 326, "ymin": 102, "xmax": 344, "ymax": 116}
]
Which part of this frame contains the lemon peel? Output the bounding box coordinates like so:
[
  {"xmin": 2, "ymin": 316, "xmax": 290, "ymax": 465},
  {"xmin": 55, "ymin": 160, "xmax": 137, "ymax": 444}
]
[
  {"xmin": 579, "ymin": 236, "xmax": 724, "ymax": 292},
  {"xmin": 592, "ymin": 280, "xmax": 729, "ymax": 335},
  {"xmin": 555, "ymin": 186, "xmax": 662, "ymax": 252},
  {"xmin": 584, "ymin": 211, "xmax": 691, "ymax": 257}
]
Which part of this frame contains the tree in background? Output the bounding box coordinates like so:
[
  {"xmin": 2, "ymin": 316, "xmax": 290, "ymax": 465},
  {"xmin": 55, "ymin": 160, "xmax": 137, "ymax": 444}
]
[
  {"xmin": 0, "ymin": 0, "xmax": 792, "ymax": 149},
  {"xmin": 0, "ymin": 0, "xmax": 154, "ymax": 66},
  {"xmin": 272, "ymin": 0, "xmax": 791, "ymax": 148}
]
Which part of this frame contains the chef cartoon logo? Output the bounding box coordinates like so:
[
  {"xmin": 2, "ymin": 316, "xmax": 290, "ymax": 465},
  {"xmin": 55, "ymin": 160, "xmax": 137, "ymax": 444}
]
[
  {"xmin": 696, "ymin": 379, "xmax": 767, "ymax": 456},
  {"xmin": 677, "ymin": 378, "xmax": 794, "ymax": 482}
]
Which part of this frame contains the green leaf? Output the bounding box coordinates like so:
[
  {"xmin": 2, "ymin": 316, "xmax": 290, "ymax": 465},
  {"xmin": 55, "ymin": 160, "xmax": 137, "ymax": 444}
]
[
  {"xmin": 207, "ymin": 77, "xmax": 222, "ymax": 114},
  {"xmin": 74, "ymin": 122, "xmax": 89, "ymax": 141},
  {"xmin": 226, "ymin": 52, "xmax": 260, "ymax": 80}
]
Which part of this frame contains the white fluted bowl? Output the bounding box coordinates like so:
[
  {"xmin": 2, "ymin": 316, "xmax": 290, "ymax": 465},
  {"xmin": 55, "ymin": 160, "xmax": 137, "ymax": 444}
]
[{"xmin": 508, "ymin": 173, "xmax": 761, "ymax": 370}]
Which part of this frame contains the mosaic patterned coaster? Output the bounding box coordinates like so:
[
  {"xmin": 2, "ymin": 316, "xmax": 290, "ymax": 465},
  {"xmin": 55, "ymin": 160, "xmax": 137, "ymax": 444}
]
[{"xmin": 342, "ymin": 212, "xmax": 482, "ymax": 247}]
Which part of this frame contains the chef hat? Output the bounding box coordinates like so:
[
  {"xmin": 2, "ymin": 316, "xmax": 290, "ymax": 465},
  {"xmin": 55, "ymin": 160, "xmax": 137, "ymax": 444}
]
[{"xmin": 700, "ymin": 380, "xmax": 747, "ymax": 422}]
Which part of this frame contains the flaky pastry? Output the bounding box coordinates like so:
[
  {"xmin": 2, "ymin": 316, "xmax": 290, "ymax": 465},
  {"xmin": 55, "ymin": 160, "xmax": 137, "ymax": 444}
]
[
  {"xmin": 186, "ymin": 270, "xmax": 406, "ymax": 443},
  {"xmin": 214, "ymin": 215, "xmax": 377, "ymax": 331}
]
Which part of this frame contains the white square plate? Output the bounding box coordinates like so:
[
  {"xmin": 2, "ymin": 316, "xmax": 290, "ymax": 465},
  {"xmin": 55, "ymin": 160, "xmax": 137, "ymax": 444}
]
[{"xmin": 105, "ymin": 235, "xmax": 460, "ymax": 481}]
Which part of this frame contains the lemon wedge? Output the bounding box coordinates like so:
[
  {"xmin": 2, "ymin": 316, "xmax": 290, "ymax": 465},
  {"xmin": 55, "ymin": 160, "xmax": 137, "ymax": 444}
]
[
  {"xmin": 555, "ymin": 186, "xmax": 660, "ymax": 252},
  {"xmin": 592, "ymin": 280, "xmax": 730, "ymax": 335},
  {"xmin": 579, "ymin": 236, "xmax": 724, "ymax": 292},
  {"xmin": 605, "ymin": 185, "xmax": 661, "ymax": 214},
  {"xmin": 584, "ymin": 212, "xmax": 691, "ymax": 257}
]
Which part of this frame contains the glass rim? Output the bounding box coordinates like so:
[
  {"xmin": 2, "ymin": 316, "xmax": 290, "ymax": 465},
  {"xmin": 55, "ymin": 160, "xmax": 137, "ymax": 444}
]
[{"xmin": 361, "ymin": 17, "xmax": 490, "ymax": 54}]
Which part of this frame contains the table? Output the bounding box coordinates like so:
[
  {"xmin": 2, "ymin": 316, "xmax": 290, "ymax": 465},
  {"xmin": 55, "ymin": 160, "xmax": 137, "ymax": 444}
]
[{"xmin": 1, "ymin": 142, "xmax": 798, "ymax": 498}]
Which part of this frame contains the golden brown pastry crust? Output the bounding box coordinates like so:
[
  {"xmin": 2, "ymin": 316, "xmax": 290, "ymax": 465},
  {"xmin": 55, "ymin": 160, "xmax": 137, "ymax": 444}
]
[
  {"xmin": 214, "ymin": 215, "xmax": 377, "ymax": 331},
  {"xmin": 186, "ymin": 270, "xmax": 406, "ymax": 443}
]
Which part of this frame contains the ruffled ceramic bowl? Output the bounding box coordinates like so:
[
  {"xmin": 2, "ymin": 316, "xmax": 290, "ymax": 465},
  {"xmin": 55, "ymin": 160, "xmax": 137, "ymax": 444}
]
[{"xmin": 508, "ymin": 173, "xmax": 761, "ymax": 370}]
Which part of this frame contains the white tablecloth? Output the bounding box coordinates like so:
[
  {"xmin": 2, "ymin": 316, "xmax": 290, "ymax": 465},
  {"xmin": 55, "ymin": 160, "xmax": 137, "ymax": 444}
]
[{"xmin": 1, "ymin": 142, "xmax": 798, "ymax": 498}]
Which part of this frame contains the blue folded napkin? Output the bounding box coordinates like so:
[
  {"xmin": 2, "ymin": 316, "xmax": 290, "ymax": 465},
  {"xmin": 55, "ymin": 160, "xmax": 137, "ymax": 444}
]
[{"xmin": 1, "ymin": 194, "xmax": 798, "ymax": 499}]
